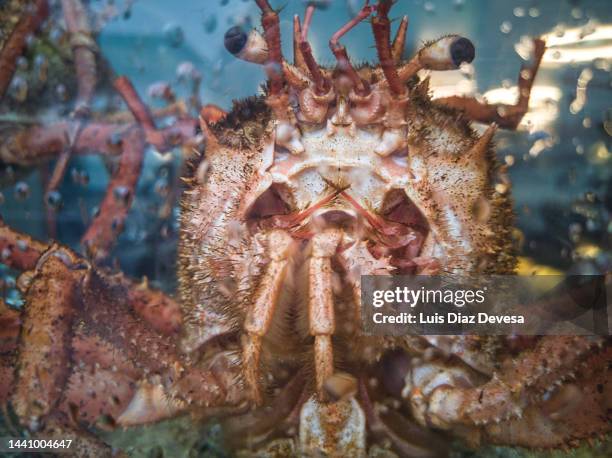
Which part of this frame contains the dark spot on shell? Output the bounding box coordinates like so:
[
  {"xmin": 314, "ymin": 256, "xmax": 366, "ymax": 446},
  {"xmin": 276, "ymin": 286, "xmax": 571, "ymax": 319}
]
[
  {"xmin": 224, "ymin": 26, "xmax": 247, "ymax": 55},
  {"xmin": 450, "ymin": 37, "xmax": 475, "ymax": 67}
]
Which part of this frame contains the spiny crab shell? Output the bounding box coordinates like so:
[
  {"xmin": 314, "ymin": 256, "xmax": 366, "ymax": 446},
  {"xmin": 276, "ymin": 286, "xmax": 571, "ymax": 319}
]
[{"xmin": 173, "ymin": 1, "xmax": 608, "ymax": 456}]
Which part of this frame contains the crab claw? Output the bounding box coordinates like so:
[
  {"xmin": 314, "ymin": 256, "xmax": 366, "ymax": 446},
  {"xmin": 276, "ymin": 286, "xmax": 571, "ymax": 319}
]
[
  {"xmin": 276, "ymin": 121, "xmax": 305, "ymax": 154},
  {"xmin": 299, "ymin": 395, "xmax": 366, "ymax": 456},
  {"xmin": 375, "ymin": 127, "xmax": 406, "ymax": 156}
]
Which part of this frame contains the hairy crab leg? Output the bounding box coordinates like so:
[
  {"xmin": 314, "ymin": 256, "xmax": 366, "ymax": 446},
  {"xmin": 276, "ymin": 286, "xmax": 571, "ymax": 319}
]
[
  {"xmin": 255, "ymin": 0, "xmax": 284, "ymax": 95},
  {"xmin": 425, "ymin": 335, "xmax": 605, "ymax": 428},
  {"xmin": 242, "ymin": 230, "xmax": 294, "ymax": 405},
  {"xmin": 482, "ymin": 345, "xmax": 611, "ymax": 449},
  {"xmin": 372, "ymin": 1, "xmax": 405, "ymax": 95},
  {"xmin": 11, "ymin": 246, "xmax": 85, "ymax": 427},
  {"xmin": 434, "ymin": 38, "xmax": 546, "ymax": 130},
  {"xmin": 308, "ymin": 229, "xmax": 343, "ymax": 398},
  {"xmin": 0, "ymin": 221, "xmax": 181, "ymax": 336}
]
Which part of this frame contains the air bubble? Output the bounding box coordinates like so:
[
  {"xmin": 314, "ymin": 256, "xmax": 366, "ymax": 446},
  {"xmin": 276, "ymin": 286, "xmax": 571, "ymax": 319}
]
[
  {"xmin": 154, "ymin": 178, "xmax": 170, "ymax": 198},
  {"xmin": 528, "ymin": 8, "xmax": 539, "ymax": 18},
  {"xmin": 500, "ymin": 21, "xmax": 512, "ymax": 34},
  {"xmin": 513, "ymin": 7, "xmax": 525, "ymax": 17},
  {"xmin": 113, "ymin": 186, "xmax": 131, "ymax": 205},
  {"xmin": 202, "ymin": 13, "xmax": 217, "ymax": 34},
  {"xmin": 46, "ymin": 190, "xmax": 62, "ymax": 209},
  {"xmin": 34, "ymin": 54, "xmax": 48, "ymax": 82},
  {"xmin": 571, "ymin": 8, "xmax": 583, "ymax": 20},
  {"xmin": 303, "ymin": 0, "xmax": 331, "ymax": 10},
  {"xmin": 55, "ymin": 83, "xmax": 68, "ymax": 101},
  {"xmin": 5, "ymin": 289, "xmax": 23, "ymax": 308},
  {"xmin": 14, "ymin": 182, "xmax": 30, "ymax": 201},
  {"xmin": 177, "ymin": 61, "xmax": 202, "ymax": 82},
  {"xmin": 163, "ymin": 23, "xmax": 184, "ymax": 48},
  {"xmin": 9, "ymin": 76, "xmax": 28, "ymax": 102},
  {"xmin": 424, "ymin": 2, "xmax": 435, "ymax": 13},
  {"xmin": 147, "ymin": 81, "xmax": 174, "ymax": 100},
  {"xmin": 554, "ymin": 24, "xmax": 566, "ymax": 38},
  {"xmin": 16, "ymin": 56, "xmax": 28, "ymax": 71}
]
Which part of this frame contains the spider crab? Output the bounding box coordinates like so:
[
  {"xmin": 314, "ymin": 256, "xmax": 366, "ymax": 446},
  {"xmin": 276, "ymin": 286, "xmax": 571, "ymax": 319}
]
[{"xmin": 0, "ymin": 0, "xmax": 610, "ymax": 456}]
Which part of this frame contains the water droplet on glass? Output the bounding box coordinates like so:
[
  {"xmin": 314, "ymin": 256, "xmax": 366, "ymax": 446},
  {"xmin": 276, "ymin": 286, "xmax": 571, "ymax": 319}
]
[
  {"xmin": 9, "ymin": 76, "xmax": 28, "ymax": 102},
  {"xmin": 514, "ymin": 36, "xmax": 535, "ymax": 60},
  {"xmin": 16, "ymin": 56, "xmax": 28, "ymax": 71},
  {"xmin": 303, "ymin": 0, "xmax": 331, "ymax": 10},
  {"xmin": 177, "ymin": 61, "xmax": 201, "ymax": 82},
  {"xmin": 5, "ymin": 289, "xmax": 23, "ymax": 308},
  {"xmin": 154, "ymin": 178, "xmax": 170, "ymax": 198},
  {"xmin": 14, "ymin": 182, "xmax": 30, "ymax": 201},
  {"xmin": 55, "ymin": 83, "xmax": 68, "ymax": 101},
  {"xmin": 346, "ymin": 0, "xmax": 362, "ymax": 16},
  {"xmin": 113, "ymin": 186, "xmax": 131, "ymax": 205},
  {"xmin": 163, "ymin": 23, "xmax": 184, "ymax": 48},
  {"xmin": 202, "ymin": 13, "xmax": 217, "ymax": 33},
  {"xmin": 500, "ymin": 21, "xmax": 512, "ymax": 34},
  {"xmin": 45, "ymin": 190, "xmax": 62, "ymax": 209},
  {"xmin": 147, "ymin": 81, "xmax": 174, "ymax": 100},
  {"xmin": 79, "ymin": 170, "xmax": 90, "ymax": 186},
  {"xmin": 453, "ymin": 0, "xmax": 465, "ymax": 10},
  {"xmin": 34, "ymin": 54, "xmax": 48, "ymax": 82},
  {"xmin": 49, "ymin": 26, "xmax": 64, "ymax": 44}
]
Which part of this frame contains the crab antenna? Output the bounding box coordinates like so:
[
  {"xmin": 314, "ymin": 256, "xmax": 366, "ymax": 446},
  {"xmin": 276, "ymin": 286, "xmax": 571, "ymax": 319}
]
[
  {"xmin": 329, "ymin": 1, "xmax": 376, "ymax": 96},
  {"xmin": 255, "ymin": 0, "xmax": 284, "ymax": 95},
  {"xmin": 372, "ymin": 0, "xmax": 405, "ymax": 95},
  {"xmin": 296, "ymin": 4, "xmax": 330, "ymax": 95},
  {"xmin": 391, "ymin": 16, "xmax": 408, "ymax": 62}
]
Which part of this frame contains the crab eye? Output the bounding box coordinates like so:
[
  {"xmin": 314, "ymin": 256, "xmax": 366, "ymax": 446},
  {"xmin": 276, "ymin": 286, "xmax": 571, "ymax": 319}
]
[
  {"xmin": 419, "ymin": 35, "xmax": 475, "ymax": 70},
  {"xmin": 224, "ymin": 26, "xmax": 269, "ymax": 64},
  {"xmin": 450, "ymin": 37, "xmax": 475, "ymax": 67},
  {"xmin": 224, "ymin": 26, "xmax": 247, "ymax": 55}
]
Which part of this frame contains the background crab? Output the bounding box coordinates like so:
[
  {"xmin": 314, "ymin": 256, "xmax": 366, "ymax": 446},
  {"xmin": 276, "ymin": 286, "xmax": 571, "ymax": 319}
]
[{"xmin": 0, "ymin": 0, "xmax": 610, "ymax": 457}]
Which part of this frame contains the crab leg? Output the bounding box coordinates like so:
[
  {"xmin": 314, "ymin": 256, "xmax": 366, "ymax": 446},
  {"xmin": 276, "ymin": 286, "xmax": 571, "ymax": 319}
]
[
  {"xmin": 372, "ymin": 1, "xmax": 405, "ymax": 95},
  {"xmin": 308, "ymin": 229, "xmax": 343, "ymax": 398},
  {"xmin": 426, "ymin": 335, "xmax": 604, "ymax": 428},
  {"xmin": 255, "ymin": 0, "xmax": 284, "ymax": 95},
  {"xmin": 11, "ymin": 246, "xmax": 86, "ymax": 426},
  {"xmin": 434, "ymin": 38, "xmax": 546, "ymax": 130},
  {"xmin": 242, "ymin": 230, "xmax": 294, "ymax": 405}
]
